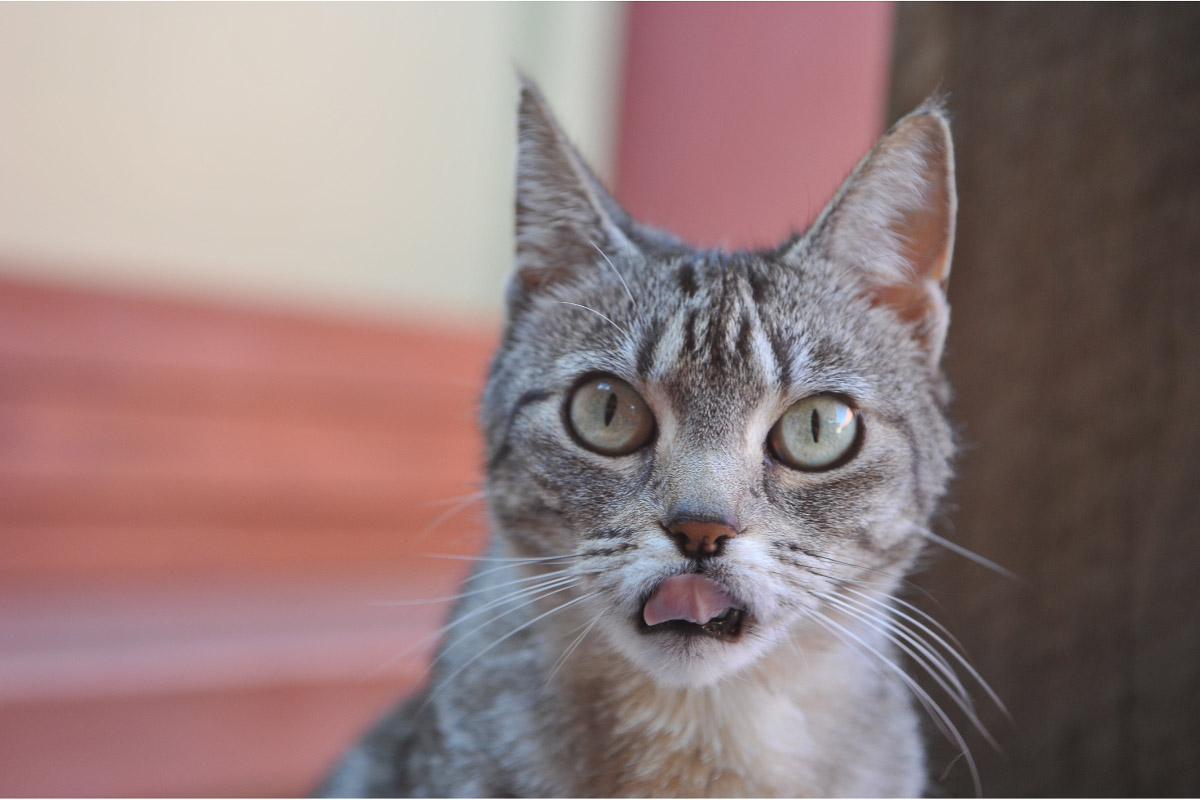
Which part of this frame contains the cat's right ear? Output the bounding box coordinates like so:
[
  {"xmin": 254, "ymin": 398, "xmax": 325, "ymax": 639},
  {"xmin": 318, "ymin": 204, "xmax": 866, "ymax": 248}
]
[{"xmin": 512, "ymin": 78, "xmax": 637, "ymax": 296}]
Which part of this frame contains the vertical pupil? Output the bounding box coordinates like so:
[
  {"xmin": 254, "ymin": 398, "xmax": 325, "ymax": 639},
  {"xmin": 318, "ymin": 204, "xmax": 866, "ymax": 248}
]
[
  {"xmin": 604, "ymin": 391, "xmax": 618, "ymax": 427},
  {"xmin": 811, "ymin": 408, "xmax": 821, "ymax": 443}
]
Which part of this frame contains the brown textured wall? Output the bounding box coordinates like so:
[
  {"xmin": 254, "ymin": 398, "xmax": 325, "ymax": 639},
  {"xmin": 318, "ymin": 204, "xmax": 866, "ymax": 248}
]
[{"xmin": 889, "ymin": 5, "xmax": 1200, "ymax": 796}]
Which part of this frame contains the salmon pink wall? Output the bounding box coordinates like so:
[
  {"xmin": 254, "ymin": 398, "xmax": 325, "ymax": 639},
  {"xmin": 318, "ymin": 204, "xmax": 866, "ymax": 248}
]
[{"xmin": 616, "ymin": 3, "xmax": 895, "ymax": 249}]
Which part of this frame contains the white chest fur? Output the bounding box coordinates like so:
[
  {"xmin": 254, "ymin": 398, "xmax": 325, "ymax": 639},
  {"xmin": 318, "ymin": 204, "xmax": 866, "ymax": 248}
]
[{"xmin": 576, "ymin": 633, "xmax": 923, "ymax": 798}]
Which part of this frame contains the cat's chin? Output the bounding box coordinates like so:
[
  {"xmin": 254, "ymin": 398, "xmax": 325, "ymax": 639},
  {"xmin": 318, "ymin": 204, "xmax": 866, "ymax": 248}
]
[{"xmin": 604, "ymin": 611, "xmax": 777, "ymax": 690}]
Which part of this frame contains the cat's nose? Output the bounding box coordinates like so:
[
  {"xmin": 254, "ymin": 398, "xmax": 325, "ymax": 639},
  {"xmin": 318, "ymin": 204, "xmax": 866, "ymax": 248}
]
[{"xmin": 665, "ymin": 517, "xmax": 739, "ymax": 559}]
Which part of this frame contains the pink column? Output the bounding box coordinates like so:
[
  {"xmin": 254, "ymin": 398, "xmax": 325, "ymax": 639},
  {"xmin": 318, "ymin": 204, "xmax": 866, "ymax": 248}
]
[{"xmin": 616, "ymin": 3, "xmax": 895, "ymax": 248}]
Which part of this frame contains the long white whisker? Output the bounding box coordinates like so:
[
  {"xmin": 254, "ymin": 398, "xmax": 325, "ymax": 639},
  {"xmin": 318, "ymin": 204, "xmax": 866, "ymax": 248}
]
[
  {"xmin": 809, "ymin": 609, "xmax": 981, "ymax": 797},
  {"xmin": 416, "ymin": 552, "xmax": 583, "ymax": 565},
  {"xmin": 840, "ymin": 586, "xmax": 1010, "ymax": 722},
  {"xmin": 411, "ymin": 492, "xmax": 487, "ymax": 543},
  {"xmin": 440, "ymin": 575, "xmax": 581, "ymax": 643},
  {"xmin": 802, "ymin": 551, "xmax": 936, "ymax": 598},
  {"xmin": 826, "ymin": 593, "xmax": 972, "ymax": 704},
  {"xmin": 808, "ymin": 263, "xmax": 862, "ymax": 309},
  {"xmin": 417, "ymin": 579, "xmax": 582, "ymax": 680},
  {"xmin": 556, "ymin": 301, "xmax": 630, "ymax": 338},
  {"xmin": 809, "ymin": 610, "xmax": 955, "ymax": 743},
  {"xmin": 466, "ymin": 556, "xmax": 584, "ymax": 583},
  {"xmin": 843, "ymin": 584, "xmax": 969, "ymax": 656},
  {"xmin": 418, "ymin": 552, "xmax": 583, "ymax": 588},
  {"xmin": 588, "ymin": 238, "xmax": 636, "ymax": 309},
  {"xmin": 422, "ymin": 490, "xmax": 487, "ymax": 508},
  {"xmin": 427, "ymin": 591, "xmax": 599, "ymax": 704},
  {"xmin": 369, "ymin": 567, "xmax": 579, "ymax": 607},
  {"xmin": 543, "ymin": 610, "xmax": 605, "ymax": 690},
  {"xmin": 368, "ymin": 573, "xmax": 580, "ymax": 678},
  {"xmin": 415, "ymin": 554, "xmax": 578, "ymax": 566},
  {"xmin": 912, "ymin": 524, "xmax": 1021, "ymax": 582},
  {"xmin": 821, "ymin": 593, "xmax": 997, "ymax": 751}
]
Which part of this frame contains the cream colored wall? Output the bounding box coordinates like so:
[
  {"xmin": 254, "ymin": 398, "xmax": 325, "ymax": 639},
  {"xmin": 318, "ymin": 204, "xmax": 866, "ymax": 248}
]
[{"xmin": 0, "ymin": 3, "xmax": 627, "ymax": 323}]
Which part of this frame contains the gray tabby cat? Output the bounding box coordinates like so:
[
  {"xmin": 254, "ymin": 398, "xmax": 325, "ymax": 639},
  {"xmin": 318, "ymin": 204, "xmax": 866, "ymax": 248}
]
[{"xmin": 322, "ymin": 80, "xmax": 978, "ymax": 797}]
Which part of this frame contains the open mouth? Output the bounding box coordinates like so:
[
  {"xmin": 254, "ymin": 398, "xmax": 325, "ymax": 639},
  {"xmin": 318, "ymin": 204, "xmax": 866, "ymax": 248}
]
[
  {"xmin": 640, "ymin": 607, "xmax": 747, "ymax": 641},
  {"xmin": 638, "ymin": 573, "xmax": 748, "ymax": 643}
]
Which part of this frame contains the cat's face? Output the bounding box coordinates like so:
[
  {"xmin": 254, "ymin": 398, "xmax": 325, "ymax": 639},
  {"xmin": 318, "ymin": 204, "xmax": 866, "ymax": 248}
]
[{"xmin": 482, "ymin": 83, "xmax": 956, "ymax": 688}]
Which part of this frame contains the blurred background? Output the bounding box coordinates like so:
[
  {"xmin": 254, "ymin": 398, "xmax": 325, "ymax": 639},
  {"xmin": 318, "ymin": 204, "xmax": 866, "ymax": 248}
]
[{"xmin": 0, "ymin": 3, "xmax": 1196, "ymax": 796}]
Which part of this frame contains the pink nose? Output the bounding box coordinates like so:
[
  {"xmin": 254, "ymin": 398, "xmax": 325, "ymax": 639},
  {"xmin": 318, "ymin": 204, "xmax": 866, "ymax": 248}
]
[{"xmin": 668, "ymin": 519, "xmax": 738, "ymax": 558}]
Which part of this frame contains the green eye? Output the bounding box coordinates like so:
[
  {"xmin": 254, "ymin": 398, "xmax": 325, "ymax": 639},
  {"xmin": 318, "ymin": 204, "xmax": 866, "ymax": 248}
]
[
  {"xmin": 769, "ymin": 394, "xmax": 861, "ymax": 471},
  {"xmin": 567, "ymin": 375, "xmax": 655, "ymax": 456}
]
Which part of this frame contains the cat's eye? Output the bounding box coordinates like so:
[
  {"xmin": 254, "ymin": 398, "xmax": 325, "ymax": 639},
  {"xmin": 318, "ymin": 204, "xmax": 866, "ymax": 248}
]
[
  {"xmin": 566, "ymin": 374, "xmax": 655, "ymax": 456},
  {"xmin": 768, "ymin": 394, "xmax": 861, "ymax": 471}
]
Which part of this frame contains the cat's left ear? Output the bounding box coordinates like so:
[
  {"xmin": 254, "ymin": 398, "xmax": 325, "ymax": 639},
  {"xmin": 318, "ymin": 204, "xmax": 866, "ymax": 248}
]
[
  {"xmin": 511, "ymin": 78, "xmax": 638, "ymax": 296},
  {"xmin": 804, "ymin": 102, "xmax": 957, "ymax": 365}
]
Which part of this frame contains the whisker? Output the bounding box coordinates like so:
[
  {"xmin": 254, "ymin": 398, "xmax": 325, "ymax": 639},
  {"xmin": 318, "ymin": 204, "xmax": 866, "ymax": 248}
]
[
  {"xmin": 441, "ymin": 575, "xmax": 582, "ymax": 642},
  {"xmin": 416, "ymin": 552, "xmax": 583, "ymax": 565},
  {"xmin": 412, "ymin": 491, "xmax": 487, "ymax": 543},
  {"xmin": 423, "ymin": 490, "xmax": 487, "ymax": 508},
  {"xmin": 368, "ymin": 567, "xmax": 579, "ymax": 608},
  {"xmin": 809, "ymin": 609, "xmax": 981, "ymax": 797},
  {"xmin": 411, "ymin": 579, "xmax": 585, "ymax": 685},
  {"xmin": 809, "ymin": 610, "xmax": 955, "ymax": 743},
  {"xmin": 556, "ymin": 301, "xmax": 630, "ymax": 338},
  {"xmin": 588, "ymin": 238, "xmax": 637, "ymax": 310},
  {"xmin": 808, "ymin": 263, "xmax": 862, "ymax": 309},
  {"xmin": 839, "ymin": 586, "xmax": 1011, "ymax": 723},
  {"xmin": 543, "ymin": 610, "xmax": 605, "ymax": 690},
  {"xmin": 911, "ymin": 524, "xmax": 1022, "ymax": 582},
  {"xmin": 805, "ymin": 555, "xmax": 938, "ymax": 602},
  {"xmin": 827, "ymin": 593, "xmax": 971, "ymax": 701},
  {"xmin": 841, "ymin": 584, "xmax": 969, "ymax": 656},
  {"xmin": 427, "ymin": 591, "xmax": 600, "ymax": 705},
  {"xmin": 821, "ymin": 593, "xmax": 997, "ymax": 751},
  {"xmin": 368, "ymin": 573, "xmax": 581, "ymax": 679},
  {"xmin": 412, "ymin": 551, "xmax": 584, "ymax": 587},
  {"xmin": 466, "ymin": 555, "xmax": 585, "ymax": 583}
]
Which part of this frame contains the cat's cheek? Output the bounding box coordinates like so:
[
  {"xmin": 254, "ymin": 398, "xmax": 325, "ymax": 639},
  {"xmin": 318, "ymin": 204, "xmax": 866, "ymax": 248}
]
[{"xmin": 852, "ymin": 517, "xmax": 926, "ymax": 566}]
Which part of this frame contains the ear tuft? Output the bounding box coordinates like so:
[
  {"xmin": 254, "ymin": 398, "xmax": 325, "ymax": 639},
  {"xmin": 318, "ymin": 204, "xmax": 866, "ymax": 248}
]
[{"xmin": 808, "ymin": 101, "xmax": 957, "ymax": 363}]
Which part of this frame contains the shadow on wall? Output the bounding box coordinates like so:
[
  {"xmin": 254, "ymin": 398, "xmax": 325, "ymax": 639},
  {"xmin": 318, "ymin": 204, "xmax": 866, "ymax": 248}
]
[{"xmin": 890, "ymin": 5, "xmax": 1200, "ymax": 796}]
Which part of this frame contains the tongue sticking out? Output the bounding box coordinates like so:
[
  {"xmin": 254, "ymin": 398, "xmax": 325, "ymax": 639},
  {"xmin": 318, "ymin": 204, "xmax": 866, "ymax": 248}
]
[{"xmin": 643, "ymin": 573, "xmax": 737, "ymax": 627}]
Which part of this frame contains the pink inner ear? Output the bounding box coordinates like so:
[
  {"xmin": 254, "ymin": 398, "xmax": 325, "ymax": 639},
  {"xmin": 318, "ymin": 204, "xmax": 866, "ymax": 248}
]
[
  {"xmin": 869, "ymin": 281, "xmax": 937, "ymax": 324},
  {"xmin": 869, "ymin": 117, "xmax": 955, "ymax": 324},
  {"xmin": 517, "ymin": 264, "xmax": 571, "ymax": 290}
]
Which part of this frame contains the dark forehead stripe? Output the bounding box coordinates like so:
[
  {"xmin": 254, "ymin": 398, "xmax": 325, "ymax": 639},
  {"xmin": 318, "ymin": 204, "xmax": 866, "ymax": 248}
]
[
  {"xmin": 746, "ymin": 266, "xmax": 770, "ymax": 306},
  {"xmin": 702, "ymin": 255, "xmax": 743, "ymax": 369},
  {"xmin": 765, "ymin": 324, "xmax": 793, "ymax": 388},
  {"xmin": 704, "ymin": 299, "xmax": 728, "ymax": 370},
  {"xmin": 677, "ymin": 262, "xmax": 698, "ymax": 296},
  {"xmin": 735, "ymin": 311, "xmax": 754, "ymax": 362},
  {"xmin": 682, "ymin": 307, "xmax": 698, "ymax": 355},
  {"xmin": 635, "ymin": 315, "xmax": 664, "ymax": 375}
]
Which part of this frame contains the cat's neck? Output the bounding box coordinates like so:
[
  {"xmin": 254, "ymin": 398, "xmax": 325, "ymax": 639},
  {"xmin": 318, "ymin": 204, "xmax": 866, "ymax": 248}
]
[{"xmin": 551, "ymin": 614, "xmax": 919, "ymax": 797}]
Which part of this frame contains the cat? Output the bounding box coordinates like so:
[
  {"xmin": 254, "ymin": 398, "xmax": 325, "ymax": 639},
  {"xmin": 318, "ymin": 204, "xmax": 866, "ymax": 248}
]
[{"xmin": 320, "ymin": 79, "xmax": 979, "ymax": 797}]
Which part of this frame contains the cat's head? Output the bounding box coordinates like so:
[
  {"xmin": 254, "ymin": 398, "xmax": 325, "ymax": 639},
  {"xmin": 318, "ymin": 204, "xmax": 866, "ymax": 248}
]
[{"xmin": 481, "ymin": 81, "xmax": 957, "ymax": 688}]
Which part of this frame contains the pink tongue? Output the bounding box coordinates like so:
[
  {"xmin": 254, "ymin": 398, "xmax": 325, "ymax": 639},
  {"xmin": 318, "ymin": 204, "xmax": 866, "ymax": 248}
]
[{"xmin": 643, "ymin": 574, "xmax": 736, "ymax": 627}]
